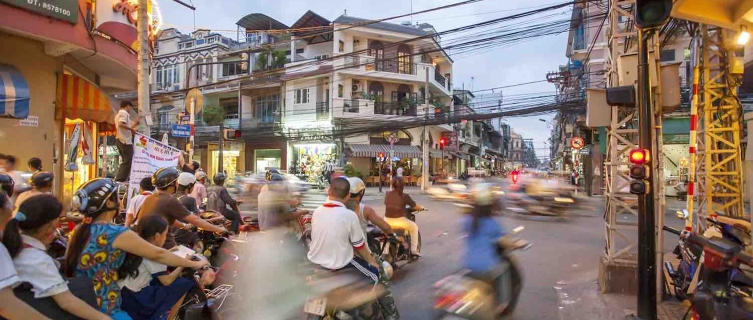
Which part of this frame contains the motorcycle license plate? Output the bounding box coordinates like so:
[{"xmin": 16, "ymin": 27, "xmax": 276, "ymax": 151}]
[{"xmin": 304, "ymin": 297, "xmax": 327, "ymax": 316}]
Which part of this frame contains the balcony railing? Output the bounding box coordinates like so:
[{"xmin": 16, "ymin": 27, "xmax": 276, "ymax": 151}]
[
  {"xmin": 344, "ymin": 100, "xmax": 360, "ymax": 113},
  {"xmin": 344, "ymin": 55, "xmax": 417, "ymax": 75},
  {"xmin": 316, "ymin": 102, "xmax": 330, "ymax": 121},
  {"xmin": 374, "ymin": 101, "xmax": 417, "ymax": 116},
  {"xmin": 434, "ymin": 70, "xmax": 450, "ymax": 91}
]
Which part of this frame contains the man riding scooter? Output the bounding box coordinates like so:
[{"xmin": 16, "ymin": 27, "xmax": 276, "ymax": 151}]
[
  {"xmin": 206, "ymin": 172, "xmax": 244, "ymax": 233},
  {"xmin": 384, "ymin": 177, "xmax": 424, "ymax": 258}
]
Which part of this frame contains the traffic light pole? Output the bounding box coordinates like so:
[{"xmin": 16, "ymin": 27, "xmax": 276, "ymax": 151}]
[{"xmin": 636, "ymin": 28, "xmax": 657, "ymax": 320}]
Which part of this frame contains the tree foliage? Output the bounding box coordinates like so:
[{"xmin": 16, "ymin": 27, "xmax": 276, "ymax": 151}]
[{"xmin": 202, "ymin": 105, "xmax": 226, "ymax": 126}]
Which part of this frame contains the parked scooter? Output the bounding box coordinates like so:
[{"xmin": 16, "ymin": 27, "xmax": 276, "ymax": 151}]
[
  {"xmin": 369, "ymin": 207, "xmax": 426, "ymax": 270},
  {"xmin": 433, "ymin": 226, "xmax": 530, "ymax": 320},
  {"xmin": 668, "ymin": 229, "xmax": 753, "ymax": 320}
]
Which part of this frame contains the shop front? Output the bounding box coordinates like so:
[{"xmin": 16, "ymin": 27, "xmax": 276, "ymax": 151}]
[
  {"xmin": 347, "ymin": 144, "xmax": 422, "ymax": 186},
  {"xmin": 243, "ymin": 137, "xmax": 288, "ymax": 173},
  {"xmin": 662, "ymin": 117, "xmax": 690, "ymax": 196},
  {"xmin": 206, "ymin": 142, "xmax": 246, "ymax": 183},
  {"xmin": 292, "ymin": 143, "xmax": 338, "ymax": 184}
]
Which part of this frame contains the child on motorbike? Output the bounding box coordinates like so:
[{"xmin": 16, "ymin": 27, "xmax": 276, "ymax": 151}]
[
  {"xmin": 0, "ymin": 190, "xmax": 57, "ymax": 320},
  {"xmin": 120, "ymin": 214, "xmax": 215, "ymax": 320},
  {"xmin": 65, "ymin": 178, "xmax": 210, "ymax": 320},
  {"xmin": 461, "ymin": 183, "xmax": 509, "ymax": 315},
  {"xmin": 3, "ymin": 194, "xmax": 110, "ymax": 320}
]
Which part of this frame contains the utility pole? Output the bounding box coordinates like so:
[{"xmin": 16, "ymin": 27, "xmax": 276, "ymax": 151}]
[
  {"xmin": 422, "ymin": 67, "xmax": 430, "ymax": 191},
  {"xmin": 137, "ymin": 0, "xmax": 151, "ymax": 135},
  {"xmin": 636, "ymin": 27, "xmax": 657, "ymax": 320}
]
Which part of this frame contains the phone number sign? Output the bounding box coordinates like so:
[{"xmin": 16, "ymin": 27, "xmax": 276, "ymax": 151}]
[{"xmin": 1, "ymin": 0, "xmax": 78, "ymax": 24}]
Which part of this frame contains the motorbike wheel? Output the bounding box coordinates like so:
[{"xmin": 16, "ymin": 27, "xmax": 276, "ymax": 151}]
[{"xmin": 499, "ymin": 260, "xmax": 523, "ymax": 318}]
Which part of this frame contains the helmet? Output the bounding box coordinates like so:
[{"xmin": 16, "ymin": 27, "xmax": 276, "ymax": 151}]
[
  {"xmin": 348, "ymin": 177, "xmax": 366, "ymax": 195},
  {"xmin": 470, "ymin": 183, "xmax": 493, "ymax": 206},
  {"xmin": 31, "ymin": 171, "xmax": 54, "ymax": 188},
  {"xmin": 0, "ymin": 173, "xmax": 14, "ymax": 196},
  {"xmin": 72, "ymin": 178, "xmax": 119, "ymax": 214},
  {"xmin": 195, "ymin": 171, "xmax": 207, "ymax": 181},
  {"xmin": 152, "ymin": 167, "xmax": 180, "ymax": 189},
  {"xmin": 177, "ymin": 172, "xmax": 196, "ymax": 186},
  {"xmin": 213, "ymin": 172, "xmax": 227, "ymax": 185},
  {"xmin": 265, "ymin": 169, "xmax": 281, "ymax": 181},
  {"xmin": 269, "ymin": 173, "xmax": 284, "ymax": 182},
  {"xmin": 392, "ymin": 176, "xmax": 405, "ymax": 190}
]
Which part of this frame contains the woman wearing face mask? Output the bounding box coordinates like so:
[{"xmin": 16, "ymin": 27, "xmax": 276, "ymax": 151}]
[
  {"xmin": 3, "ymin": 194, "xmax": 110, "ymax": 320},
  {"xmin": 65, "ymin": 178, "xmax": 209, "ymax": 320},
  {"xmin": 0, "ymin": 188, "xmax": 50, "ymax": 320}
]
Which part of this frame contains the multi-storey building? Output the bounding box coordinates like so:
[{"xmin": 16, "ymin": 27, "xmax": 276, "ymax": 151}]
[{"xmin": 282, "ymin": 12, "xmax": 455, "ymax": 182}]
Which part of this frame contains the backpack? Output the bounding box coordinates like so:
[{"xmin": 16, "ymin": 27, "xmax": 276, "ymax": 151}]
[{"xmin": 206, "ymin": 188, "xmax": 224, "ymax": 213}]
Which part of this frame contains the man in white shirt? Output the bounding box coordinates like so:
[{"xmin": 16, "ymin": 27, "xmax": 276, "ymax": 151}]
[
  {"xmin": 307, "ymin": 177, "xmax": 400, "ymax": 319},
  {"xmin": 115, "ymin": 100, "xmax": 140, "ymax": 182}
]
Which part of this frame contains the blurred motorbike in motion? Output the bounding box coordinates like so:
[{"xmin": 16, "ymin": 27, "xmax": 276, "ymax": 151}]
[
  {"xmin": 303, "ymin": 267, "xmax": 389, "ymax": 320},
  {"xmin": 434, "ymin": 226, "xmax": 530, "ymax": 320}
]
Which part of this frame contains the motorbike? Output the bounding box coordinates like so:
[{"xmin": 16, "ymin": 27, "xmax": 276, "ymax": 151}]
[
  {"xmin": 506, "ymin": 191, "xmax": 573, "ymax": 217},
  {"xmin": 369, "ymin": 207, "xmax": 426, "ymax": 270},
  {"xmin": 664, "ymin": 211, "xmax": 752, "ymax": 301},
  {"xmin": 177, "ymin": 256, "xmax": 239, "ymax": 320},
  {"xmin": 433, "ymin": 226, "xmax": 530, "ymax": 320},
  {"xmin": 668, "ymin": 229, "xmax": 753, "ymax": 320},
  {"xmin": 303, "ymin": 266, "xmax": 388, "ymax": 320}
]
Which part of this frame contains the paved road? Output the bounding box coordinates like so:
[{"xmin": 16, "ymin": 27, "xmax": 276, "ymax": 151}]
[{"xmin": 245, "ymin": 184, "xmax": 688, "ymax": 320}]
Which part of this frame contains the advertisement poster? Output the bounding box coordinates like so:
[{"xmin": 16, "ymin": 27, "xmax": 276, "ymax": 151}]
[
  {"xmin": 126, "ymin": 133, "xmax": 180, "ymax": 212},
  {"xmin": 94, "ymin": 0, "xmax": 161, "ymax": 51}
]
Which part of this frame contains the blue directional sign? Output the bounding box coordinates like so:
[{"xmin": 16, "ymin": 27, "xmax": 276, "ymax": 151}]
[{"xmin": 171, "ymin": 124, "xmax": 191, "ymax": 137}]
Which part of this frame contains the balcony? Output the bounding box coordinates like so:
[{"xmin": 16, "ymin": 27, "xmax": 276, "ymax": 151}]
[
  {"xmin": 434, "ymin": 70, "xmax": 451, "ymax": 91},
  {"xmin": 316, "ymin": 102, "xmax": 330, "ymax": 121},
  {"xmin": 374, "ymin": 101, "xmax": 417, "ymax": 116}
]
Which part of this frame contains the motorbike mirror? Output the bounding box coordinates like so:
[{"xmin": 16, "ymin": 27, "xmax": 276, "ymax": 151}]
[
  {"xmin": 512, "ymin": 226, "xmax": 524, "ymax": 234},
  {"xmin": 676, "ymin": 209, "xmax": 689, "ymax": 220}
]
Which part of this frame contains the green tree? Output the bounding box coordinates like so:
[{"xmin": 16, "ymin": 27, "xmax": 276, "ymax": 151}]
[
  {"xmin": 255, "ymin": 53, "xmax": 268, "ymax": 71},
  {"xmin": 272, "ymin": 50, "xmax": 287, "ymax": 69},
  {"xmin": 202, "ymin": 105, "xmax": 226, "ymax": 126}
]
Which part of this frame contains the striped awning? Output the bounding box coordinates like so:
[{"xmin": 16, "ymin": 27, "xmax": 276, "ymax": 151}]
[
  {"xmin": 348, "ymin": 144, "xmax": 421, "ymax": 158},
  {"xmin": 0, "ymin": 64, "xmax": 30, "ymax": 119},
  {"xmin": 56, "ymin": 74, "xmax": 114, "ymax": 125}
]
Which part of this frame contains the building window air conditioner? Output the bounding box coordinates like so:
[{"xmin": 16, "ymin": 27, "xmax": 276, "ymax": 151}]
[{"xmin": 352, "ymin": 81, "xmax": 363, "ymax": 92}]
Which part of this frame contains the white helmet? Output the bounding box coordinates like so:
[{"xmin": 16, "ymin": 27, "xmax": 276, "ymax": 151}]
[
  {"xmin": 177, "ymin": 172, "xmax": 196, "ymax": 186},
  {"xmin": 348, "ymin": 177, "xmax": 366, "ymax": 195},
  {"xmin": 470, "ymin": 183, "xmax": 493, "ymax": 206},
  {"xmin": 195, "ymin": 170, "xmax": 207, "ymax": 181}
]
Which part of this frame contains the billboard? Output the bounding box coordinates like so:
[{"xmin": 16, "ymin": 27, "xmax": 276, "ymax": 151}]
[
  {"xmin": 0, "ymin": 0, "xmax": 78, "ymax": 23},
  {"xmin": 94, "ymin": 0, "xmax": 161, "ymax": 52}
]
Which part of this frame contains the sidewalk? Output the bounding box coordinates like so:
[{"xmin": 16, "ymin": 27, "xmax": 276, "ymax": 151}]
[{"xmin": 555, "ymin": 273, "xmax": 689, "ymax": 320}]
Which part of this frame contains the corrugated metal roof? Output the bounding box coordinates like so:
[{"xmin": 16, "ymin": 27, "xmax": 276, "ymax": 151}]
[
  {"xmin": 236, "ymin": 13, "xmax": 289, "ymax": 30},
  {"xmin": 333, "ymin": 15, "xmax": 427, "ymax": 36}
]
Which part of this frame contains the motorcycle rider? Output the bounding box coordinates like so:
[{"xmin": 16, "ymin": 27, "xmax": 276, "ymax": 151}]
[
  {"xmin": 307, "ymin": 177, "xmax": 400, "ymax": 319},
  {"xmin": 13, "ymin": 171, "xmax": 53, "ymax": 212},
  {"xmin": 345, "ymin": 177, "xmax": 396, "ymax": 248},
  {"xmin": 462, "ymin": 183, "xmax": 509, "ymax": 315},
  {"xmin": 27, "ymin": 158, "xmax": 42, "ymax": 174},
  {"xmin": 138, "ymin": 167, "xmax": 226, "ymax": 249},
  {"xmin": 258, "ymin": 173, "xmax": 308, "ymax": 231},
  {"xmin": 190, "ymin": 171, "xmax": 208, "ymax": 205},
  {"xmin": 206, "ymin": 172, "xmax": 243, "ymax": 233},
  {"xmin": 383, "ymin": 177, "xmax": 423, "ymax": 258}
]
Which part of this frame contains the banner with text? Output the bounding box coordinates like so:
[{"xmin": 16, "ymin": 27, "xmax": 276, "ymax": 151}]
[{"xmin": 126, "ymin": 133, "xmax": 180, "ymax": 212}]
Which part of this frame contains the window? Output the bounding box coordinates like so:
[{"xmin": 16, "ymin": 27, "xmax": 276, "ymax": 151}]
[
  {"xmin": 208, "ymin": 37, "xmax": 216, "ymax": 44},
  {"xmin": 155, "ymin": 64, "xmax": 180, "ymax": 89},
  {"xmin": 296, "ymin": 48, "xmax": 304, "ymax": 54},
  {"xmin": 184, "ymin": 42, "xmax": 193, "ymax": 49},
  {"xmin": 660, "ymin": 49, "xmax": 675, "ymax": 62},
  {"xmin": 294, "ymin": 88, "xmax": 310, "ymax": 104},
  {"xmin": 256, "ymin": 94, "xmax": 280, "ymax": 123},
  {"xmin": 339, "ymin": 40, "xmax": 345, "ymax": 52},
  {"xmin": 222, "ymin": 62, "xmax": 243, "ymax": 77},
  {"xmin": 314, "ymin": 54, "xmax": 330, "ymax": 60},
  {"xmin": 178, "ymin": 43, "xmax": 184, "ymax": 50},
  {"xmin": 338, "ymin": 84, "xmax": 343, "ymax": 98}
]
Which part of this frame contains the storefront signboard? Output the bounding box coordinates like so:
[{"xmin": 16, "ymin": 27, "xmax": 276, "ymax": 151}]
[
  {"xmin": 126, "ymin": 133, "xmax": 180, "ymax": 212},
  {"xmin": 0, "ymin": 0, "xmax": 78, "ymax": 23},
  {"xmin": 171, "ymin": 124, "xmax": 191, "ymax": 137},
  {"xmin": 94, "ymin": 0, "xmax": 162, "ymax": 52},
  {"xmin": 18, "ymin": 115, "xmax": 38, "ymax": 127}
]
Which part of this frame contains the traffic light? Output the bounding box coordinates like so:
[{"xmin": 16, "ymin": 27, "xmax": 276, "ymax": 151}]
[
  {"xmin": 223, "ymin": 129, "xmax": 241, "ymax": 140},
  {"xmin": 378, "ymin": 152, "xmax": 385, "ymax": 160},
  {"xmin": 439, "ymin": 137, "xmax": 447, "ymax": 150},
  {"xmin": 628, "ymin": 149, "xmax": 651, "ymax": 194},
  {"xmin": 635, "ymin": 0, "xmax": 672, "ymax": 30}
]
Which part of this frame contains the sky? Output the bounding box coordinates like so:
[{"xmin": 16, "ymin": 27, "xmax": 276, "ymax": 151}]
[{"xmin": 157, "ymin": 0, "xmax": 570, "ymax": 160}]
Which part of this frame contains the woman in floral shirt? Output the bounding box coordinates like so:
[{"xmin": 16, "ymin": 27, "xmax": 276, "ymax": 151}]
[{"xmin": 65, "ymin": 178, "xmax": 208, "ymax": 319}]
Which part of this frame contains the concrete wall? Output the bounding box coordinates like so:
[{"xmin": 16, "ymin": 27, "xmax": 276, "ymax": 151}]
[
  {"xmin": 285, "ymin": 77, "xmax": 319, "ymax": 123},
  {"xmin": 304, "ymin": 41, "xmax": 333, "ymax": 59},
  {"xmin": 0, "ymin": 32, "xmax": 59, "ymax": 176}
]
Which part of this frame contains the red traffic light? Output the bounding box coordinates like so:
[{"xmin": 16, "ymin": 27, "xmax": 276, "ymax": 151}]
[
  {"xmin": 378, "ymin": 152, "xmax": 385, "ymax": 158},
  {"xmin": 629, "ymin": 149, "xmax": 650, "ymax": 165},
  {"xmin": 439, "ymin": 138, "xmax": 447, "ymax": 145}
]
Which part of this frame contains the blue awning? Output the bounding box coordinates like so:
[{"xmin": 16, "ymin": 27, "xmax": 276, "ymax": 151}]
[{"xmin": 0, "ymin": 64, "xmax": 30, "ymax": 119}]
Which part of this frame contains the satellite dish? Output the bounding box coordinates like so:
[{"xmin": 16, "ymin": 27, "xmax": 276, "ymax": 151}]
[{"xmin": 184, "ymin": 88, "xmax": 204, "ymax": 114}]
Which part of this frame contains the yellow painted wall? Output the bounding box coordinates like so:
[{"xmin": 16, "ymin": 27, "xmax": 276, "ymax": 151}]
[{"xmin": 0, "ymin": 32, "xmax": 58, "ymax": 175}]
